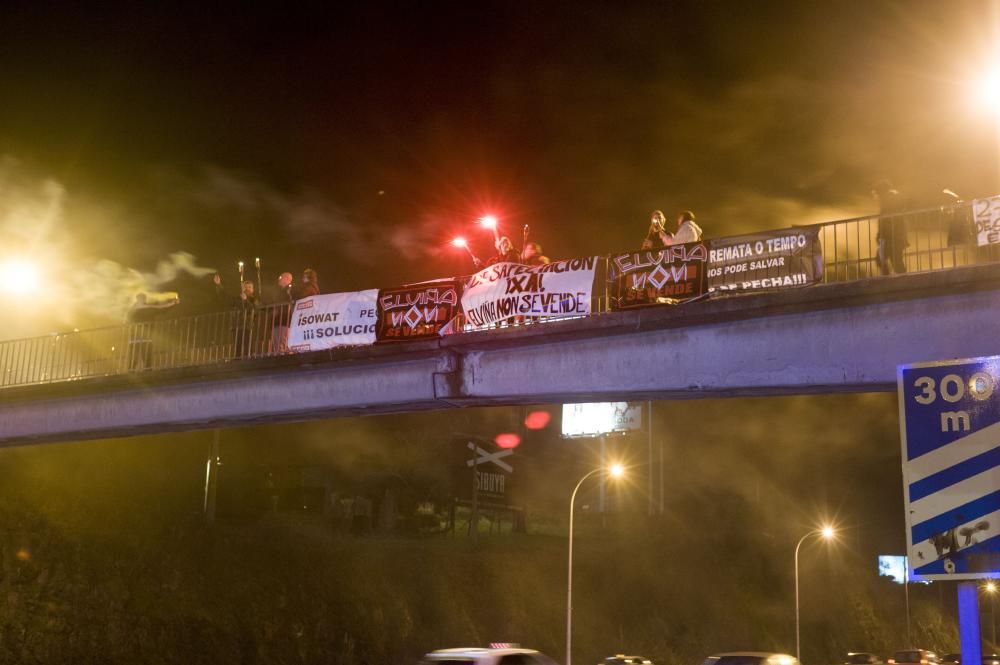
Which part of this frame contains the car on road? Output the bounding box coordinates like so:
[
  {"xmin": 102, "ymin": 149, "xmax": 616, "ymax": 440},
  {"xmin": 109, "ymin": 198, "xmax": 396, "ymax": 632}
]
[
  {"xmin": 845, "ymin": 653, "xmax": 883, "ymax": 665},
  {"xmin": 888, "ymin": 650, "xmax": 940, "ymax": 665},
  {"xmin": 420, "ymin": 647, "xmax": 559, "ymax": 664},
  {"xmin": 602, "ymin": 656, "xmax": 654, "ymax": 664},
  {"xmin": 700, "ymin": 652, "xmax": 799, "ymax": 665},
  {"xmin": 940, "ymin": 654, "xmax": 1000, "ymax": 665}
]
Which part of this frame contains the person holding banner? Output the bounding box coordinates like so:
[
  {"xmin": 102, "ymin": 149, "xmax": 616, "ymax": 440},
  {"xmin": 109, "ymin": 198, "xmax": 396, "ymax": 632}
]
[
  {"xmin": 664, "ymin": 210, "xmax": 703, "ymax": 246},
  {"xmin": 641, "ymin": 210, "xmax": 703, "ymax": 248},
  {"xmin": 640, "ymin": 210, "xmax": 668, "ymax": 249},
  {"xmin": 522, "ymin": 242, "xmax": 550, "ymax": 266}
]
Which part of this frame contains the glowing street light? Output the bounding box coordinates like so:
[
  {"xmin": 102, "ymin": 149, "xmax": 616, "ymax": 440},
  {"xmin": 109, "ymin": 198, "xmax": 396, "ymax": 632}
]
[
  {"xmin": 566, "ymin": 463, "xmax": 626, "ymax": 665},
  {"xmin": 0, "ymin": 257, "xmax": 40, "ymax": 296},
  {"xmin": 795, "ymin": 525, "xmax": 836, "ymax": 661},
  {"xmin": 985, "ymin": 581, "xmax": 998, "ymax": 645}
]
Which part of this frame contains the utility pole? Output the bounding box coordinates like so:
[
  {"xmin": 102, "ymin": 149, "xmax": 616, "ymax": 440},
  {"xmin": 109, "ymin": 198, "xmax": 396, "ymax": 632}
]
[{"xmin": 203, "ymin": 429, "xmax": 220, "ymax": 525}]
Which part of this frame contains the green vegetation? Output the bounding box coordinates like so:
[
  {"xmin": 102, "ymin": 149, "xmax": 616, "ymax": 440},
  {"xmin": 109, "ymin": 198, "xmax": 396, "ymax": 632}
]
[{"xmin": 0, "ymin": 396, "xmax": 970, "ymax": 663}]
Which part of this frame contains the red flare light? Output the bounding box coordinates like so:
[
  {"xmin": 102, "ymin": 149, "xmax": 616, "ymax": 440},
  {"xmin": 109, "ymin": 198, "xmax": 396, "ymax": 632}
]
[
  {"xmin": 524, "ymin": 410, "xmax": 551, "ymax": 430},
  {"xmin": 494, "ymin": 433, "xmax": 521, "ymax": 449},
  {"xmin": 479, "ymin": 215, "xmax": 498, "ymax": 230},
  {"xmin": 451, "ymin": 237, "xmax": 468, "ymax": 248}
]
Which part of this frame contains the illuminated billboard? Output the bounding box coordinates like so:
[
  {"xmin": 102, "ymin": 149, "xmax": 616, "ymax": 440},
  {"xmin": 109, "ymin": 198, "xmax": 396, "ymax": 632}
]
[
  {"xmin": 878, "ymin": 555, "xmax": 907, "ymax": 583},
  {"xmin": 561, "ymin": 402, "xmax": 643, "ymax": 438}
]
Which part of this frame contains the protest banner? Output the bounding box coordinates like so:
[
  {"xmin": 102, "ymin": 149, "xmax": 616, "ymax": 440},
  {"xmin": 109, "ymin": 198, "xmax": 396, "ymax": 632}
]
[
  {"xmin": 707, "ymin": 228, "xmax": 821, "ymax": 293},
  {"xmin": 973, "ymin": 196, "xmax": 1000, "ymax": 246},
  {"xmin": 460, "ymin": 257, "xmax": 598, "ymax": 328},
  {"xmin": 287, "ymin": 289, "xmax": 378, "ymax": 351},
  {"xmin": 608, "ymin": 242, "xmax": 708, "ymax": 309},
  {"xmin": 376, "ymin": 279, "xmax": 462, "ymax": 341}
]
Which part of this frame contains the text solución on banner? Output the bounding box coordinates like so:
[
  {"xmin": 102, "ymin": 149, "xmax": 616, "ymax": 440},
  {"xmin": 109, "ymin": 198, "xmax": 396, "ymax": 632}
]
[{"xmin": 287, "ymin": 289, "xmax": 378, "ymax": 351}]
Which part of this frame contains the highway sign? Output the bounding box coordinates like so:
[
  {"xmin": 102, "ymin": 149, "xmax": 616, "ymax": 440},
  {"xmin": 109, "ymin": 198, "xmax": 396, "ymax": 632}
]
[{"xmin": 899, "ymin": 356, "xmax": 1000, "ymax": 580}]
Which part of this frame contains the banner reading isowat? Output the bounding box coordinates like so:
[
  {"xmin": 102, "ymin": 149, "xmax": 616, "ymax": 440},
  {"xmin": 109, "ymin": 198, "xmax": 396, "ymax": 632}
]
[
  {"xmin": 287, "ymin": 289, "xmax": 378, "ymax": 351},
  {"xmin": 460, "ymin": 258, "xmax": 598, "ymax": 328}
]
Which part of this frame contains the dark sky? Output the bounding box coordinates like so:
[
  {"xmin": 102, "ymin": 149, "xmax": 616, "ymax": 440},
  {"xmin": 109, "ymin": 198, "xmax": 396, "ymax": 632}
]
[{"xmin": 2, "ymin": 1, "xmax": 1000, "ymax": 335}]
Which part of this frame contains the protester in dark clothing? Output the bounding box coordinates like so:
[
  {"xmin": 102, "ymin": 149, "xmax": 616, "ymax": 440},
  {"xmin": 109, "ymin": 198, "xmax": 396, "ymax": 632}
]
[
  {"xmin": 233, "ymin": 280, "xmax": 260, "ymax": 357},
  {"xmin": 488, "ymin": 236, "xmax": 520, "ymax": 265},
  {"xmin": 296, "ymin": 268, "xmax": 320, "ymax": 298},
  {"xmin": 522, "ymin": 242, "xmax": 550, "ymax": 266},
  {"xmin": 641, "ymin": 210, "xmax": 668, "ymax": 250},
  {"xmin": 271, "ymin": 272, "xmax": 295, "ymax": 353},
  {"xmin": 125, "ymin": 292, "xmax": 179, "ymax": 370},
  {"xmin": 872, "ymin": 179, "xmax": 908, "ymax": 275}
]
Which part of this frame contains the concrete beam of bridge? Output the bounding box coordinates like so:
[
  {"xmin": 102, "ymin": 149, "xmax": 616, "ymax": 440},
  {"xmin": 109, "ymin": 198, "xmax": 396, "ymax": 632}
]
[{"xmin": 2, "ymin": 264, "xmax": 999, "ymax": 445}]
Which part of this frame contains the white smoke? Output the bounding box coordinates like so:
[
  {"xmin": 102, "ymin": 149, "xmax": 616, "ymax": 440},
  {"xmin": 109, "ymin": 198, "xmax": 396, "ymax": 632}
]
[{"xmin": 0, "ymin": 157, "xmax": 217, "ymax": 337}]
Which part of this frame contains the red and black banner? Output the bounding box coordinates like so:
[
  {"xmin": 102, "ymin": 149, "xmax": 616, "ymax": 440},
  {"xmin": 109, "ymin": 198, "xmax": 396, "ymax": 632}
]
[
  {"xmin": 608, "ymin": 242, "xmax": 708, "ymax": 309},
  {"xmin": 375, "ymin": 279, "xmax": 462, "ymax": 341}
]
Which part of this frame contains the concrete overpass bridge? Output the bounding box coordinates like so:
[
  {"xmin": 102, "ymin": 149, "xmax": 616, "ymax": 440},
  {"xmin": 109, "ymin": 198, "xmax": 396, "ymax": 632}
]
[{"xmin": 2, "ymin": 263, "xmax": 998, "ymax": 446}]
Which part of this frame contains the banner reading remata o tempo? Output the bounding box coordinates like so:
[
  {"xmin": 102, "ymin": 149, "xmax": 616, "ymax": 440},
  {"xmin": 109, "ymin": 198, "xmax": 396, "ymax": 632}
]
[
  {"xmin": 376, "ymin": 279, "xmax": 462, "ymax": 341},
  {"xmin": 287, "ymin": 289, "xmax": 378, "ymax": 351},
  {"xmin": 461, "ymin": 258, "xmax": 598, "ymax": 328},
  {"xmin": 707, "ymin": 228, "xmax": 822, "ymax": 293},
  {"xmin": 608, "ymin": 242, "xmax": 708, "ymax": 309}
]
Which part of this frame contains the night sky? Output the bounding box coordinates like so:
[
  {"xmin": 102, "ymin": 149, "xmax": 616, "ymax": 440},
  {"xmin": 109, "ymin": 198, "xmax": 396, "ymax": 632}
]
[{"xmin": 2, "ymin": 1, "xmax": 999, "ymax": 335}]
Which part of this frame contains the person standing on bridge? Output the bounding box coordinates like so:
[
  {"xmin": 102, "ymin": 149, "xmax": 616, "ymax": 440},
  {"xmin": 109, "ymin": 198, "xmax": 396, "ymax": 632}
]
[
  {"xmin": 641, "ymin": 210, "xmax": 703, "ymax": 248},
  {"xmin": 640, "ymin": 210, "xmax": 668, "ymax": 249},
  {"xmin": 488, "ymin": 236, "xmax": 520, "ymax": 265},
  {"xmin": 521, "ymin": 242, "xmax": 550, "ymax": 266},
  {"xmin": 296, "ymin": 268, "xmax": 320, "ymax": 298},
  {"xmin": 663, "ymin": 210, "xmax": 703, "ymax": 246},
  {"xmin": 270, "ymin": 271, "xmax": 295, "ymax": 353},
  {"xmin": 124, "ymin": 292, "xmax": 179, "ymax": 370},
  {"xmin": 873, "ymin": 179, "xmax": 908, "ymax": 275}
]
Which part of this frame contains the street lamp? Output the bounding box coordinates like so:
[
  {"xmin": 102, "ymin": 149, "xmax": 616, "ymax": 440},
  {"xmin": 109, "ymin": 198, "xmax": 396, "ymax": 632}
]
[
  {"xmin": 795, "ymin": 525, "xmax": 836, "ymax": 661},
  {"xmin": 566, "ymin": 463, "xmax": 625, "ymax": 665},
  {"xmin": 985, "ymin": 581, "xmax": 997, "ymax": 646},
  {"xmin": 0, "ymin": 257, "xmax": 40, "ymax": 296}
]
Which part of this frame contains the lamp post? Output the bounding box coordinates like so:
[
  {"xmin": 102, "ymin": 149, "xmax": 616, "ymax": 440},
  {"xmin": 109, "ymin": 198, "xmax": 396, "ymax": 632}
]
[
  {"xmin": 567, "ymin": 463, "xmax": 624, "ymax": 665},
  {"xmin": 795, "ymin": 526, "xmax": 835, "ymax": 661},
  {"xmin": 986, "ymin": 581, "xmax": 997, "ymax": 646}
]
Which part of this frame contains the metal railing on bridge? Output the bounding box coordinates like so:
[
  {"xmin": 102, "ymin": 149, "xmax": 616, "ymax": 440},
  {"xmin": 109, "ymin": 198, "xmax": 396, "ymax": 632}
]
[{"xmin": 1, "ymin": 200, "xmax": 995, "ymax": 390}]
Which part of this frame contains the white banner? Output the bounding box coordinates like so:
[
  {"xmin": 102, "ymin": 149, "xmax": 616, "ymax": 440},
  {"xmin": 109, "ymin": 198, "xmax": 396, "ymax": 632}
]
[
  {"xmin": 974, "ymin": 196, "xmax": 1000, "ymax": 246},
  {"xmin": 461, "ymin": 258, "xmax": 598, "ymax": 328},
  {"xmin": 287, "ymin": 289, "xmax": 378, "ymax": 351}
]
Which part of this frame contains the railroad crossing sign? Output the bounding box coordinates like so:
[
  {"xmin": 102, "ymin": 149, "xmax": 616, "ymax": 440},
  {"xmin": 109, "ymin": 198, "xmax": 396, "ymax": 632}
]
[
  {"xmin": 466, "ymin": 442, "xmax": 513, "ymax": 472},
  {"xmin": 899, "ymin": 356, "xmax": 1000, "ymax": 580}
]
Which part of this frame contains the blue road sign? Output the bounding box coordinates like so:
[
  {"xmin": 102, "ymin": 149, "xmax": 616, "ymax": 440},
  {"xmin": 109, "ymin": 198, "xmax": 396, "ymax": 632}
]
[{"xmin": 899, "ymin": 356, "xmax": 1000, "ymax": 580}]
